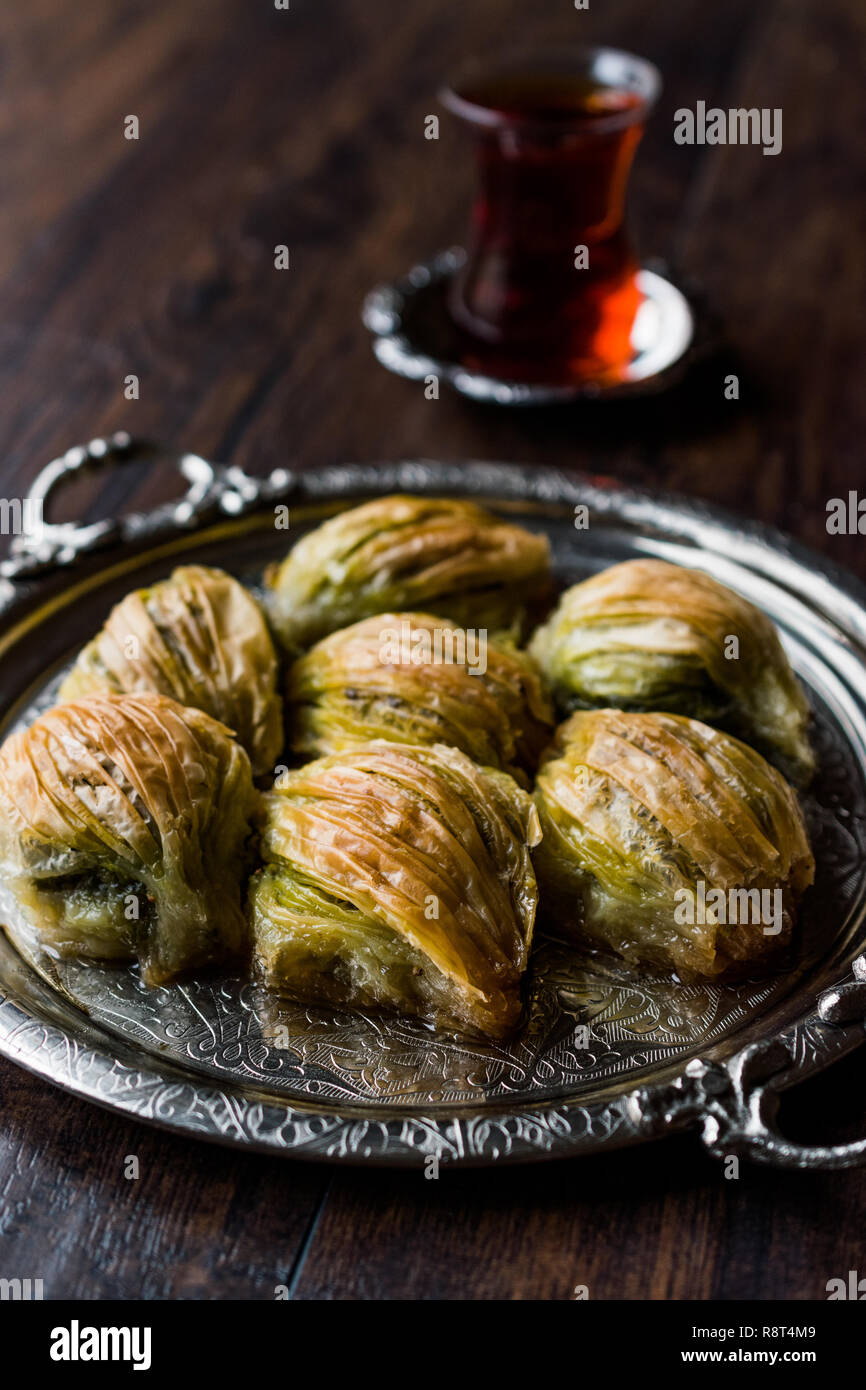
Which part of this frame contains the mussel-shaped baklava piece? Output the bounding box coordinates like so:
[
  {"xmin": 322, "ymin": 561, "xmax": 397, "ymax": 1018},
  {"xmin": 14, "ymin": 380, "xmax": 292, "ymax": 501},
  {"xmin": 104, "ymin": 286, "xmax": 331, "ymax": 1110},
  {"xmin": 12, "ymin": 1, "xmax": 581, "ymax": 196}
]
[
  {"xmin": 249, "ymin": 742, "xmax": 541, "ymax": 1037},
  {"xmin": 529, "ymin": 559, "xmax": 814, "ymax": 784},
  {"xmin": 59, "ymin": 564, "xmax": 283, "ymax": 777},
  {"xmin": 0, "ymin": 694, "xmax": 256, "ymax": 984},
  {"xmin": 264, "ymin": 494, "xmax": 552, "ymax": 656},
  {"xmin": 288, "ymin": 612, "xmax": 555, "ymax": 783},
  {"xmin": 533, "ymin": 709, "xmax": 814, "ymax": 979}
]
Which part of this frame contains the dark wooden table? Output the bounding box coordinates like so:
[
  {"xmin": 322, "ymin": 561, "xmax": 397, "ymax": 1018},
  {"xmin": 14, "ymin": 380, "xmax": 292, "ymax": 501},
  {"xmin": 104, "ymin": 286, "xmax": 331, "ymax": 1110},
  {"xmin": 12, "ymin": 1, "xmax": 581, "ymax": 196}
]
[{"xmin": 0, "ymin": 0, "xmax": 864, "ymax": 1301}]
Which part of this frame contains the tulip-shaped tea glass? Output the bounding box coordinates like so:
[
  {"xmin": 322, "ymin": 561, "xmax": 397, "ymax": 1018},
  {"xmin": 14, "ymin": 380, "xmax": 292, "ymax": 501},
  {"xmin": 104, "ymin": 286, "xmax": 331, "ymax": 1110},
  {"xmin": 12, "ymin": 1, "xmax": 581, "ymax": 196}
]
[{"xmin": 440, "ymin": 48, "xmax": 661, "ymax": 385}]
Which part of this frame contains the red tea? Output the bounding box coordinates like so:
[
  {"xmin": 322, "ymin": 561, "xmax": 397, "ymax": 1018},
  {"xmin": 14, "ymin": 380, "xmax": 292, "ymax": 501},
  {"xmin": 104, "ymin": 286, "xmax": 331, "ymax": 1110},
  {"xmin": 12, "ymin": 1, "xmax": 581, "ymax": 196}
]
[{"xmin": 441, "ymin": 53, "xmax": 660, "ymax": 384}]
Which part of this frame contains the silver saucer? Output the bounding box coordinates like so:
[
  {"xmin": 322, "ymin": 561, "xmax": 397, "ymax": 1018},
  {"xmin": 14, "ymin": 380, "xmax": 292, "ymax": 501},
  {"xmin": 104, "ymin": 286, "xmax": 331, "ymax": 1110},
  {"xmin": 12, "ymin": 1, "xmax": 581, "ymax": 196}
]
[{"xmin": 362, "ymin": 248, "xmax": 700, "ymax": 405}]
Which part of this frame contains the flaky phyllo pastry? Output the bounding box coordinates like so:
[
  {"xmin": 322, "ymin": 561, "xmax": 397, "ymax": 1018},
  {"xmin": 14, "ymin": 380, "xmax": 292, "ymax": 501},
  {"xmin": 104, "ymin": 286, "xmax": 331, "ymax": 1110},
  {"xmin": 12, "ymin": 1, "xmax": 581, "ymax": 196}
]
[
  {"xmin": 59, "ymin": 565, "xmax": 283, "ymax": 777},
  {"xmin": 533, "ymin": 710, "xmax": 814, "ymax": 979},
  {"xmin": 0, "ymin": 694, "xmax": 256, "ymax": 984},
  {"xmin": 264, "ymin": 494, "xmax": 552, "ymax": 655},
  {"xmin": 529, "ymin": 558, "xmax": 814, "ymax": 784},
  {"xmin": 288, "ymin": 612, "xmax": 555, "ymax": 784},
  {"xmin": 249, "ymin": 742, "xmax": 541, "ymax": 1037}
]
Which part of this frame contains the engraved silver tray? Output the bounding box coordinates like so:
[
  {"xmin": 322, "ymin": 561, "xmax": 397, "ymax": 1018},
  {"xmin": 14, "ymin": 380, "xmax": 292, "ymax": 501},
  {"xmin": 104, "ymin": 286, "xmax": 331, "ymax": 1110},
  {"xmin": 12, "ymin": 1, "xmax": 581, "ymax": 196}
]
[{"xmin": 1, "ymin": 441, "xmax": 865, "ymax": 1168}]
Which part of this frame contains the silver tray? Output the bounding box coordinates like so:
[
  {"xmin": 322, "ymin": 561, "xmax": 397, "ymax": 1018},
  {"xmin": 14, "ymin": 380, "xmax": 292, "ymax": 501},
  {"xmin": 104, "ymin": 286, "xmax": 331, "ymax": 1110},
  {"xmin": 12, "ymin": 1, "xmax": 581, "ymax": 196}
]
[{"xmin": 1, "ymin": 440, "xmax": 866, "ymax": 1169}]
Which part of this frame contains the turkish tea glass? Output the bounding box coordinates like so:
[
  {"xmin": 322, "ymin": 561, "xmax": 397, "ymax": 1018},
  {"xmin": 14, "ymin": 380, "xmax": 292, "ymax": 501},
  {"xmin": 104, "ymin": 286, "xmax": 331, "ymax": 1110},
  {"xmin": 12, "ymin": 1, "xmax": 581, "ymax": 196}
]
[{"xmin": 440, "ymin": 47, "xmax": 661, "ymax": 384}]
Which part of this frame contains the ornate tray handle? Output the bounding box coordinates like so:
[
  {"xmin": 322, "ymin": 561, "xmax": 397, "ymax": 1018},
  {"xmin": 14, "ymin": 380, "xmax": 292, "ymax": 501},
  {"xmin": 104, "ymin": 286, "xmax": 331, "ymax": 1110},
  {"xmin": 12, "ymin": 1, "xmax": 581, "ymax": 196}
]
[
  {"xmin": 0, "ymin": 433, "xmax": 294, "ymax": 580},
  {"xmin": 678, "ymin": 956, "xmax": 866, "ymax": 1169}
]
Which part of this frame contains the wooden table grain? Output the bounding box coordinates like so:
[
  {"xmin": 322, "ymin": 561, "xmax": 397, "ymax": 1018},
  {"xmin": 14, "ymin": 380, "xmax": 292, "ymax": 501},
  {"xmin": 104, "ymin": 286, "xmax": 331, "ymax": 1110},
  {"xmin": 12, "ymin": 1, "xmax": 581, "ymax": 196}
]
[{"xmin": 0, "ymin": 0, "xmax": 864, "ymax": 1301}]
